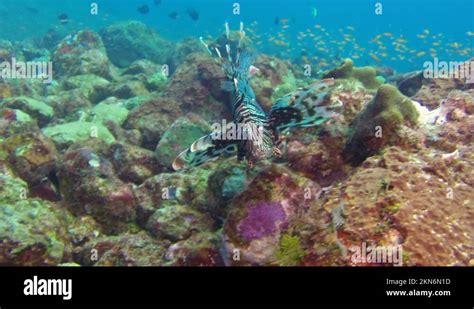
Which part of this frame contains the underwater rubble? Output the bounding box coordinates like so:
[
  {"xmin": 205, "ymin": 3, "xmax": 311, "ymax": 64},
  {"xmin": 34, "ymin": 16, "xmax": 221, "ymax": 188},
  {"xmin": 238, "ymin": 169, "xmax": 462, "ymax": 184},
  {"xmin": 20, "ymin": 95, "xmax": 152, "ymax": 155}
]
[{"xmin": 0, "ymin": 21, "xmax": 472, "ymax": 266}]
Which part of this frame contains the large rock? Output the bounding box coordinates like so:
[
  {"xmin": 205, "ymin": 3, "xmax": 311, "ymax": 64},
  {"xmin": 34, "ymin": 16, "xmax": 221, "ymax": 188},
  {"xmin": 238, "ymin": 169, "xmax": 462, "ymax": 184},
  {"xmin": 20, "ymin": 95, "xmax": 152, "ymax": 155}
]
[
  {"xmin": 109, "ymin": 142, "xmax": 160, "ymax": 184},
  {"xmin": 91, "ymin": 101, "xmax": 129, "ymax": 126},
  {"xmin": 52, "ymin": 30, "xmax": 115, "ymax": 79},
  {"xmin": 43, "ymin": 121, "xmax": 116, "ymax": 151},
  {"xmin": 164, "ymin": 53, "xmax": 230, "ymax": 122},
  {"xmin": 61, "ymin": 74, "xmax": 112, "ymax": 104},
  {"xmin": 2, "ymin": 96, "xmax": 54, "ymax": 127},
  {"xmin": 0, "ymin": 108, "xmax": 39, "ymax": 138},
  {"xmin": 0, "ymin": 174, "xmax": 68, "ymax": 265},
  {"xmin": 154, "ymin": 114, "xmax": 211, "ymax": 169},
  {"xmin": 73, "ymin": 232, "xmax": 169, "ymax": 266},
  {"xmin": 165, "ymin": 232, "xmax": 225, "ymax": 266},
  {"xmin": 124, "ymin": 98, "xmax": 181, "ymax": 150},
  {"xmin": 58, "ymin": 147, "xmax": 137, "ymax": 233},
  {"xmin": 46, "ymin": 89, "xmax": 93, "ymax": 122},
  {"xmin": 100, "ymin": 21, "xmax": 174, "ymax": 68},
  {"xmin": 1, "ymin": 132, "xmax": 58, "ymax": 185},
  {"xmin": 145, "ymin": 203, "xmax": 214, "ymax": 242},
  {"xmin": 223, "ymin": 164, "xmax": 320, "ymax": 265},
  {"xmin": 320, "ymin": 146, "xmax": 473, "ymax": 266},
  {"xmin": 343, "ymin": 84, "xmax": 419, "ymax": 165}
]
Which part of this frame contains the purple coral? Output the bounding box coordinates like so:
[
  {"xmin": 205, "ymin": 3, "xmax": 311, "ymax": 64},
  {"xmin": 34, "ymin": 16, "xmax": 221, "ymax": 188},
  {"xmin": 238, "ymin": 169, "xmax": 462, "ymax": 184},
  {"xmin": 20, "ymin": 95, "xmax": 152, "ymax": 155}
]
[{"xmin": 238, "ymin": 201, "xmax": 286, "ymax": 242}]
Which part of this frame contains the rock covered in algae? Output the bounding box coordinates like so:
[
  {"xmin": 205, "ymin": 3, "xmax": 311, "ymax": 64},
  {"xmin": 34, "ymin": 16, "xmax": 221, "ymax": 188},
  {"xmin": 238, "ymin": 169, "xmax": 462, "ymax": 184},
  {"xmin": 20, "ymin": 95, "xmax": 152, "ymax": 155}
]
[
  {"xmin": 319, "ymin": 146, "xmax": 473, "ymax": 266},
  {"xmin": 250, "ymin": 55, "xmax": 302, "ymax": 110},
  {"xmin": 0, "ymin": 108, "xmax": 39, "ymax": 138},
  {"xmin": 99, "ymin": 21, "xmax": 175, "ymax": 68},
  {"xmin": 124, "ymin": 97, "xmax": 182, "ymax": 150},
  {"xmin": 91, "ymin": 101, "xmax": 129, "ymax": 126},
  {"xmin": 154, "ymin": 113, "xmax": 211, "ymax": 169},
  {"xmin": 73, "ymin": 232, "xmax": 169, "ymax": 266},
  {"xmin": 2, "ymin": 96, "xmax": 54, "ymax": 127},
  {"xmin": 0, "ymin": 174, "xmax": 68, "ymax": 265},
  {"xmin": 109, "ymin": 142, "xmax": 159, "ymax": 185},
  {"xmin": 43, "ymin": 121, "xmax": 116, "ymax": 151},
  {"xmin": 343, "ymin": 84, "xmax": 419, "ymax": 165},
  {"xmin": 58, "ymin": 147, "xmax": 137, "ymax": 234},
  {"xmin": 323, "ymin": 58, "xmax": 383, "ymax": 90},
  {"xmin": 53, "ymin": 30, "xmax": 115, "ymax": 79},
  {"xmin": 61, "ymin": 74, "xmax": 112, "ymax": 104},
  {"xmin": 1, "ymin": 132, "xmax": 58, "ymax": 185},
  {"xmin": 145, "ymin": 203, "xmax": 215, "ymax": 242},
  {"xmin": 165, "ymin": 232, "xmax": 224, "ymax": 266},
  {"xmin": 45, "ymin": 89, "xmax": 93, "ymax": 122},
  {"xmin": 164, "ymin": 52, "xmax": 230, "ymax": 122},
  {"xmin": 135, "ymin": 165, "xmax": 214, "ymax": 226},
  {"xmin": 223, "ymin": 164, "xmax": 320, "ymax": 265}
]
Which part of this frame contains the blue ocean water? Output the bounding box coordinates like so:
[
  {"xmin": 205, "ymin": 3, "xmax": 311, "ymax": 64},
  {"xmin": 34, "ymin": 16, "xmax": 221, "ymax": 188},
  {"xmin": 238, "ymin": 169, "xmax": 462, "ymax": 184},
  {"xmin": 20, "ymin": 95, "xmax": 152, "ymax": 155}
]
[{"xmin": 0, "ymin": 0, "xmax": 472, "ymax": 72}]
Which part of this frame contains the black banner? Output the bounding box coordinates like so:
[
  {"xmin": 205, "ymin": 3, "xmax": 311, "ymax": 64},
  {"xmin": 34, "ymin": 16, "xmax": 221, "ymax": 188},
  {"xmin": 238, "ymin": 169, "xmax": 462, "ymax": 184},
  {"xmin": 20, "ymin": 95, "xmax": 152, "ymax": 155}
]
[{"xmin": 0, "ymin": 267, "xmax": 472, "ymax": 306}]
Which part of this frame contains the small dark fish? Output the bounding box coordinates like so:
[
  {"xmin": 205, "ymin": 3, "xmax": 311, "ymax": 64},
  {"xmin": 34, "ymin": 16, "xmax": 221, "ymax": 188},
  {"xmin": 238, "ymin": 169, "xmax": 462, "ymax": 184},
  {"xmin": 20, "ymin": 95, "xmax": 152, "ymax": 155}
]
[
  {"xmin": 187, "ymin": 8, "xmax": 199, "ymax": 21},
  {"xmin": 274, "ymin": 17, "xmax": 279, "ymax": 25},
  {"xmin": 26, "ymin": 7, "xmax": 39, "ymax": 14},
  {"xmin": 58, "ymin": 13, "xmax": 69, "ymax": 25},
  {"xmin": 154, "ymin": 0, "xmax": 162, "ymax": 5},
  {"xmin": 168, "ymin": 11, "xmax": 178, "ymax": 19},
  {"xmin": 137, "ymin": 4, "xmax": 150, "ymax": 15}
]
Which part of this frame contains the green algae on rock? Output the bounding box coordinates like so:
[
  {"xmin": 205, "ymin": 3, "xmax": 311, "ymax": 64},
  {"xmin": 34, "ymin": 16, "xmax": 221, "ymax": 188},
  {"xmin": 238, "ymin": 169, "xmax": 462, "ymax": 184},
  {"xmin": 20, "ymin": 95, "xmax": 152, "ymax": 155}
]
[
  {"xmin": 323, "ymin": 58, "xmax": 383, "ymax": 90},
  {"xmin": 2, "ymin": 96, "xmax": 54, "ymax": 126},
  {"xmin": 43, "ymin": 121, "xmax": 116, "ymax": 150},
  {"xmin": 91, "ymin": 101, "xmax": 129, "ymax": 126},
  {"xmin": 0, "ymin": 175, "xmax": 67, "ymax": 265}
]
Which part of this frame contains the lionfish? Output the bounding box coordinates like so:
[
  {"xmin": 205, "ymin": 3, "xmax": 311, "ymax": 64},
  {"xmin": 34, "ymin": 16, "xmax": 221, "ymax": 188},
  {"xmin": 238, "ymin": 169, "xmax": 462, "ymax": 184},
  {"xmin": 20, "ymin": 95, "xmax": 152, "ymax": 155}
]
[{"xmin": 172, "ymin": 22, "xmax": 340, "ymax": 171}]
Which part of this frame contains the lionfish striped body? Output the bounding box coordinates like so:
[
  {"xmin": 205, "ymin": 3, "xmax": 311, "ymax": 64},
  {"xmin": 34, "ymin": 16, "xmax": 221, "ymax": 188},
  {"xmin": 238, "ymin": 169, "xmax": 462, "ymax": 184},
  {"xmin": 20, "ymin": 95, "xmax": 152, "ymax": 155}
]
[{"xmin": 172, "ymin": 23, "xmax": 340, "ymax": 171}]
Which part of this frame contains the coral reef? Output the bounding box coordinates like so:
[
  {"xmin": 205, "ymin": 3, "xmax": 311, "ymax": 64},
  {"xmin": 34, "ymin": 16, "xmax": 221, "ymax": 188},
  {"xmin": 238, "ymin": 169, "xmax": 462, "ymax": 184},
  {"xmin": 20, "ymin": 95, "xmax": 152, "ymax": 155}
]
[{"xmin": 0, "ymin": 24, "xmax": 472, "ymax": 267}]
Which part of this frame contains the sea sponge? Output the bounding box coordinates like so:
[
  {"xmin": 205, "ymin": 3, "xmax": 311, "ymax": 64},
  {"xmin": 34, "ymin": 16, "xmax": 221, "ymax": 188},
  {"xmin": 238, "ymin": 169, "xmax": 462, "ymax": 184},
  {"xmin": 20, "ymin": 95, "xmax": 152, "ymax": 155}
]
[
  {"xmin": 343, "ymin": 84, "xmax": 419, "ymax": 165},
  {"xmin": 323, "ymin": 58, "xmax": 383, "ymax": 90}
]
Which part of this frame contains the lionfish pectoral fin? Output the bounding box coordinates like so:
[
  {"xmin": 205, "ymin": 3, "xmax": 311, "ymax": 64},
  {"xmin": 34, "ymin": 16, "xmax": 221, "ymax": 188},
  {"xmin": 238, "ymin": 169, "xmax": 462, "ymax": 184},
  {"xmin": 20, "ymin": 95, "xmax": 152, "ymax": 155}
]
[{"xmin": 268, "ymin": 78, "xmax": 339, "ymax": 133}]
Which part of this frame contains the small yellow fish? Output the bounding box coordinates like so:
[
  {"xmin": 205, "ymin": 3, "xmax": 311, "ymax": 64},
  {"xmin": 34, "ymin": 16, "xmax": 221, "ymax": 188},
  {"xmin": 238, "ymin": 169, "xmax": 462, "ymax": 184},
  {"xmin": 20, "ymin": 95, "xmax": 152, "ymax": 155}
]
[
  {"xmin": 370, "ymin": 53, "xmax": 381, "ymax": 62},
  {"xmin": 415, "ymin": 51, "xmax": 426, "ymax": 57},
  {"xmin": 467, "ymin": 31, "xmax": 474, "ymax": 36}
]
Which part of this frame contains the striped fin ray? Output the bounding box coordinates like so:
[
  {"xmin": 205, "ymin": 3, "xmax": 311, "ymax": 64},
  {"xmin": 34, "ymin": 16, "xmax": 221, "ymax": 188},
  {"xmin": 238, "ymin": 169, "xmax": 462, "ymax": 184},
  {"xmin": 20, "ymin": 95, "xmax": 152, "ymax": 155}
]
[
  {"xmin": 172, "ymin": 125, "xmax": 239, "ymax": 171},
  {"xmin": 268, "ymin": 78, "xmax": 341, "ymax": 133}
]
